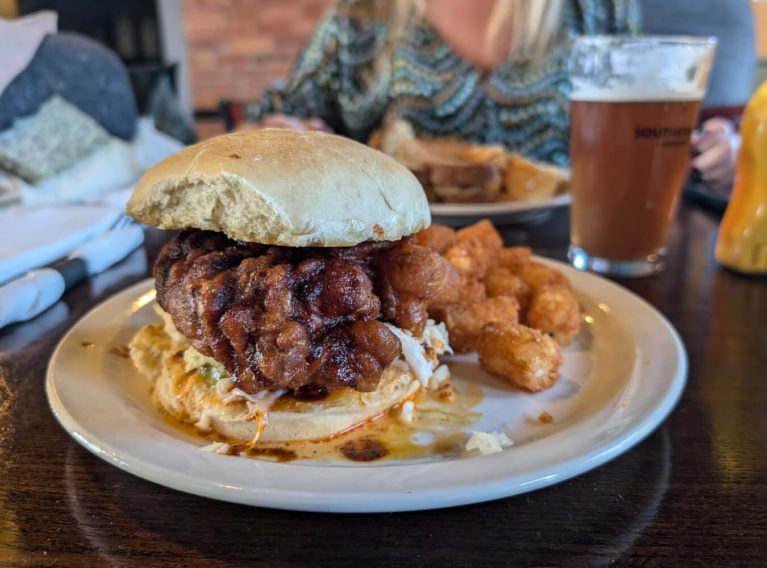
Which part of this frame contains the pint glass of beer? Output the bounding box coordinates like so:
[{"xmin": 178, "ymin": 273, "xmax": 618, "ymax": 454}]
[{"xmin": 568, "ymin": 36, "xmax": 717, "ymax": 276}]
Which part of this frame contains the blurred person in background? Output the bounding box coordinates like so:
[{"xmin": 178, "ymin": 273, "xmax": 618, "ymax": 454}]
[
  {"xmin": 239, "ymin": 0, "xmax": 638, "ymax": 169},
  {"xmin": 641, "ymin": 0, "xmax": 756, "ymax": 195}
]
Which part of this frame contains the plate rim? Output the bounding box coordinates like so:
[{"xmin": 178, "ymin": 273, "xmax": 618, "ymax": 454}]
[
  {"xmin": 46, "ymin": 261, "xmax": 687, "ymax": 513},
  {"xmin": 429, "ymin": 193, "xmax": 570, "ymax": 216}
]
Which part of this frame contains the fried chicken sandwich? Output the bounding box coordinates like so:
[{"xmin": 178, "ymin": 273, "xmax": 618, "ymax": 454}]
[{"xmin": 127, "ymin": 129, "xmax": 458, "ymax": 445}]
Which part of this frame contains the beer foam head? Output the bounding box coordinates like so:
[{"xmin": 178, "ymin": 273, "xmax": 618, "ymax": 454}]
[{"xmin": 569, "ymin": 35, "xmax": 717, "ymax": 102}]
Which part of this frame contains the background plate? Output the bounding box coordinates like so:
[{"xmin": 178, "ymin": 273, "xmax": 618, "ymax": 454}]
[{"xmin": 430, "ymin": 194, "xmax": 570, "ymax": 227}]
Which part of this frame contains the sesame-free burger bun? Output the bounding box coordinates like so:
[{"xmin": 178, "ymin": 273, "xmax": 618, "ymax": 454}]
[{"xmin": 126, "ymin": 129, "xmax": 430, "ymax": 247}]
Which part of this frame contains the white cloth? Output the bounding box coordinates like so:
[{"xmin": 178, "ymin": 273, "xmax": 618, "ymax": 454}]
[
  {"xmin": 0, "ymin": 302, "xmax": 67, "ymax": 349},
  {"xmin": 0, "ymin": 11, "xmax": 57, "ymax": 95},
  {"xmin": 0, "ymin": 117, "xmax": 184, "ymax": 207},
  {"xmin": 75, "ymin": 225, "xmax": 144, "ymax": 274},
  {"xmin": 0, "ymin": 268, "xmax": 64, "ymax": 328},
  {"xmin": 0, "ymin": 225, "xmax": 144, "ymax": 328},
  {"xmin": 90, "ymin": 186, "xmax": 136, "ymax": 211},
  {"xmin": 0, "ymin": 204, "xmax": 120, "ymax": 285}
]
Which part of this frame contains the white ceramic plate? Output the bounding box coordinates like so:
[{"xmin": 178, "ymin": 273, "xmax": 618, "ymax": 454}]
[
  {"xmin": 46, "ymin": 260, "xmax": 686, "ymax": 513},
  {"xmin": 430, "ymin": 194, "xmax": 570, "ymax": 227}
]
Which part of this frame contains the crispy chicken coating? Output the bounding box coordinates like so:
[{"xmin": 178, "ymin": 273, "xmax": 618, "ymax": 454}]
[
  {"xmin": 377, "ymin": 243, "xmax": 460, "ymax": 335},
  {"xmin": 154, "ymin": 230, "xmax": 458, "ymax": 393}
]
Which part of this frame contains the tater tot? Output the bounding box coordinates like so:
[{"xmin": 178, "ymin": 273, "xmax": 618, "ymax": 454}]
[
  {"xmin": 514, "ymin": 260, "xmax": 570, "ymax": 292},
  {"xmin": 444, "ymin": 244, "xmax": 497, "ymax": 281},
  {"xmin": 424, "ymin": 218, "xmax": 579, "ymax": 393},
  {"xmin": 477, "ymin": 321, "xmax": 563, "ymax": 392},
  {"xmin": 414, "ymin": 224, "xmax": 459, "ymax": 254},
  {"xmin": 443, "ymin": 245, "xmax": 476, "ymax": 276},
  {"xmin": 526, "ymin": 285, "xmax": 581, "ymax": 346},
  {"xmin": 443, "ymin": 219, "xmax": 503, "ymax": 280},
  {"xmin": 456, "ymin": 219, "xmax": 503, "ymax": 251},
  {"xmin": 483, "ymin": 266, "xmax": 532, "ymax": 313},
  {"xmin": 497, "ymin": 246, "xmax": 532, "ymax": 272},
  {"xmin": 428, "ymin": 276, "xmax": 486, "ymax": 320},
  {"xmin": 459, "ymin": 277, "xmax": 488, "ymax": 305},
  {"xmin": 443, "ymin": 296, "xmax": 520, "ymax": 352}
]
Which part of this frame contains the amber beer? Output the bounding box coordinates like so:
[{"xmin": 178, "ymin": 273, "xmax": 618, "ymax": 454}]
[
  {"xmin": 568, "ymin": 36, "xmax": 715, "ymax": 275},
  {"xmin": 569, "ymin": 97, "xmax": 702, "ymax": 260}
]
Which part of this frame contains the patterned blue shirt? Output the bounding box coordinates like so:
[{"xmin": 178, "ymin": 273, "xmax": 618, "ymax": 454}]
[{"xmin": 252, "ymin": 0, "xmax": 638, "ymax": 166}]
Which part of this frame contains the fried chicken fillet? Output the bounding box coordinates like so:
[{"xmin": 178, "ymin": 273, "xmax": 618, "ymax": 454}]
[{"xmin": 154, "ymin": 230, "xmax": 456, "ymax": 394}]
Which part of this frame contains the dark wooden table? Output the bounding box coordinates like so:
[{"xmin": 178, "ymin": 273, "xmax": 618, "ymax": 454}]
[{"xmin": 1, "ymin": 200, "xmax": 766, "ymax": 567}]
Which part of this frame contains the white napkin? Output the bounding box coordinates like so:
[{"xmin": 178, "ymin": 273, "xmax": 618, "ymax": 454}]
[
  {"xmin": 0, "ymin": 204, "xmax": 120, "ymax": 284},
  {"xmin": 0, "ymin": 301, "xmax": 67, "ymax": 350},
  {"xmin": 0, "ymin": 11, "xmax": 57, "ymax": 96},
  {"xmin": 13, "ymin": 117, "xmax": 184, "ymax": 207},
  {"xmin": 91, "ymin": 185, "xmax": 136, "ymax": 211},
  {"xmin": 0, "ymin": 225, "xmax": 144, "ymax": 328},
  {"xmin": 0, "ymin": 117, "xmax": 184, "ymax": 208},
  {"xmin": 0, "ymin": 268, "xmax": 65, "ymax": 329}
]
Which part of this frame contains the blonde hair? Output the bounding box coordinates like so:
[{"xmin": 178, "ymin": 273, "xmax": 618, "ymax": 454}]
[
  {"xmin": 488, "ymin": 0, "xmax": 564, "ymax": 58},
  {"xmin": 386, "ymin": 0, "xmax": 563, "ymax": 62}
]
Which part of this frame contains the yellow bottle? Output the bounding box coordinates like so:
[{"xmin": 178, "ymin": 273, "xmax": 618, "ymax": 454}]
[{"xmin": 715, "ymin": 81, "xmax": 767, "ymax": 273}]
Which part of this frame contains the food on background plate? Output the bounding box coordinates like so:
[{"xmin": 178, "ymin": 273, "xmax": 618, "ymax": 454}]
[
  {"xmin": 503, "ymin": 154, "xmax": 570, "ymax": 202},
  {"xmin": 127, "ymin": 129, "xmax": 460, "ymax": 450},
  {"xmin": 416, "ymin": 219, "xmax": 580, "ymax": 392},
  {"xmin": 370, "ymin": 119, "xmax": 570, "ymax": 204}
]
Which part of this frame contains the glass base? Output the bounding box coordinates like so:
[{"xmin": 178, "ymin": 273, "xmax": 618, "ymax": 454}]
[{"xmin": 567, "ymin": 244, "xmax": 667, "ymax": 277}]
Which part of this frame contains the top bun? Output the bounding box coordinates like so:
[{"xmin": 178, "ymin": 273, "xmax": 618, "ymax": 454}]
[{"xmin": 127, "ymin": 129, "xmax": 430, "ymax": 247}]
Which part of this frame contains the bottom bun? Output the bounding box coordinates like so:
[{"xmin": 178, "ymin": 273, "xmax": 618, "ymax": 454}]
[{"xmin": 129, "ymin": 319, "xmax": 422, "ymax": 444}]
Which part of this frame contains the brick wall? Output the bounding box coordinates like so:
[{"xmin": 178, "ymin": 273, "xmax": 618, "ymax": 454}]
[{"xmin": 182, "ymin": 0, "xmax": 334, "ymax": 112}]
